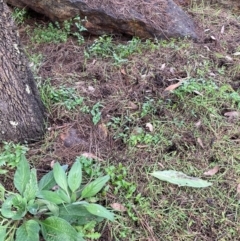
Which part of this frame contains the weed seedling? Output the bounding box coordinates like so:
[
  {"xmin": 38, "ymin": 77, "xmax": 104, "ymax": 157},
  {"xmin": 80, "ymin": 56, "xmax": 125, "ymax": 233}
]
[
  {"xmin": 0, "ymin": 142, "xmax": 28, "ymax": 174},
  {"xmin": 12, "ymin": 7, "xmax": 28, "ymax": 25},
  {"xmin": 40, "ymin": 83, "xmax": 84, "ymax": 111},
  {"xmin": 91, "ymin": 102, "xmax": 103, "ymax": 125}
]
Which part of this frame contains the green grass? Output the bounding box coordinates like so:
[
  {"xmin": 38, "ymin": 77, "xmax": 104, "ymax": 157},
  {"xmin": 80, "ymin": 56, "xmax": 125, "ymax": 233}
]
[
  {"xmin": 85, "ymin": 35, "xmax": 160, "ymax": 65},
  {"xmin": 28, "ymin": 17, "xmax": 86, "ymax": 44}
]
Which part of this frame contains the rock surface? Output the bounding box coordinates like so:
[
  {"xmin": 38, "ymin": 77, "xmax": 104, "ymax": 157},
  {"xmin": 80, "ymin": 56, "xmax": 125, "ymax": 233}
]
[{"xmin": 7, "ymin": 0, "xmax": 199, "ymax": 40}]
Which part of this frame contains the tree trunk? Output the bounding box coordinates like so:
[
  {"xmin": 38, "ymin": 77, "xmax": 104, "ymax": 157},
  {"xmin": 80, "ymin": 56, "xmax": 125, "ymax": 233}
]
[{"xmin": 0, "ymin": 1, "xmax": 46, "ymax": 143}]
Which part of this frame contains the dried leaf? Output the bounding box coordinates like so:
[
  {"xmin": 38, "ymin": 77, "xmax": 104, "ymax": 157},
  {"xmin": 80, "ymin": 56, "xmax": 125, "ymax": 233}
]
[
  {"xmin": 98, "ymin": 123, "xmax": 108, "ymax": 140},
  {"xmin": 128, "ymin": 101, "xmax": 138, "ymax": 110},
  {"xmin": 220, "ymin": 25, "xmax": 225, "ymax": 34},
  {"xmin": 146, "ymin": 123, "xmax": 153, "ymax": 132},
  {"xmin": 204, "ymin": 45, "xmax": 210, "ymax": 51},
  {"xmin": 60, "ymin": 133, "xmax": 67, "ymax": 141},
  {"xmin": 81, "ymin": 152, "xmax": 103, "ymax": 161},
  {"xmin": 209, "ymin": 72, "xmax": 216, "ymax": 77},
  {"xmin": 160, "ymin": 63, "xmax": 166, "ymax": 70},
  {"xmin": 88, "ymin": 86, "xmax": 95, "ymax": 92},
  {"xmin": 158, "ymin": 162, "xmax": 165, "ymax": 168},
  {"xmin": 224, "ymin": 111, "xmax": 239, "ymax": 118},
  {"xmin": 197, "ymin": 138, "xmax": 204, "ymax": 148},
  {"xmin": 121, "ymin": 68, "xmax": 127, "ymax": 75},
  {"xmin": 50, "ymin": 160, "xmax": 55, "ymax": 169},
  {"xmin": 204, "ymin": 166, "xmax": 219, "ymax": 176},
  {"xmin": 193, "ymin": 90, "xmax": 203, "ymax": 96},
  {"xmin": 136, "ymin": 145, "xmax": 148, "ymax": 148},
  {"xmin": 233, "ymin": 52, "xmax": 240, "ymax": 56},
  {"xmin": 237, "ymin": 184, "xmax": 240, "ymax": 194},
  {"xmin": 225, "ymin": 55, "xmax": 233, "ymax": 62},
  {"xmin": 195, "ymin": 120, "xmax": 202, "ymax": 128},
  {"xmin": 110, "ymin": 203, "xmax": 127, "ymax": 212},
  {"xmin": 164, "ymin": 82, "xmax": 182, "ymax": 92},
  {"xmin": 91, "ymin": 59, "xmax": 97, "ymax": 65},
  {"xmin": 170, "ymin": 67, "xmax": 175, "ymax": 74}
]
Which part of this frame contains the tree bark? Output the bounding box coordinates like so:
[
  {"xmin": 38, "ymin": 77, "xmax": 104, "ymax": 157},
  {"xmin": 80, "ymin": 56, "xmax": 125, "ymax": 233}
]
[{"xmin": 0, "ymin": 1, "xmax": 46, "ymax": 143}]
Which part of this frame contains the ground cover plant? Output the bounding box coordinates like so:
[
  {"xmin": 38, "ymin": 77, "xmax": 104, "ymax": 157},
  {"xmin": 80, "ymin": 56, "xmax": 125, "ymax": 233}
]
[
  {"xmin": 1, "ymin": 1, "xmax": 240, "ymax": 240},
  {"xmin": 0, "ymin": 155, "xmax": 113, "ymax": 241}
]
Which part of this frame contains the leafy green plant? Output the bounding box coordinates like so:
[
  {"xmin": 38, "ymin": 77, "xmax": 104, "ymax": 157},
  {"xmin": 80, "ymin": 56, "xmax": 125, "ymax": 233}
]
[
  {"xmin": 91, "ymin": 102, "xmax": 103, "ymax": 125},
  {"xmin": 25, "ymin": 53, "xmax": 43, "ymax": 74},
  {"xmin": 0, "ymin": 142, "xmax": 28, "ymax": 174},
  {"xmin": 41, "ymin": 83, "xmax": 84, "ymax": 111},
  {"xmin": 174, "ymin": 78, "xmax": 240, "ymax": 110},
  {"xmin": 76, "ymin": 156, "xmax": 103, "ymax": 178},
  {"xmin": 72, "ymin": 16, "xmax": 87, "ymax": 44},
  {"xmin": 105, "ymin": 163, "xmax": 136, "ymax": 198},
  {"xmin": 30, "ymin": 22, "xmax": 70, "ymax": 44},
  {"xmin": 105, "ymin": 164, "xmax": 138, "ymax": 221},
  {"xmin": 30, "ymin": 17, "xmax": 86, "ymax": 44},
  {"xmin": 12, "ymin": 7, "xmax": 28, "ymax": 25},
  {"xmin": 86, "ymin": 36, "xmax": 143, "ymax": 65},
  {"xmin": 0, "ymin": 156, "xmax": 114, "ymax": 241},
  {"xmin": 141, "ymin": 98, "xmax": 155, "ymax": 117}
]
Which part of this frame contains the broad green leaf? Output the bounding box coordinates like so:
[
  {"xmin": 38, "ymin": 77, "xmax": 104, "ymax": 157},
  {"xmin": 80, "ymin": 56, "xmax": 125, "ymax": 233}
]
[
  {"xmin": 53, "ymin": 162, "xmax": 69, "ymax": 195},
  {"xmin": 0, "ymin": 225, "xmax": 7, "ymax": 241},
  {"xmin": 46, "ymin": 202, "xmax": 59, "ymax": 216},
  {"xmin": 85, "ymin": 203, "xmax": 114, "ymax": 221},
  {"xmin": 14, "ymin": 156, "xmax": 30, "ymax": 195},
  {"xmin": 71, "ymin": 192, "xmax": 77, "ymax": 202},
  {"xmin": 38, "ymin": 171, "xmax": 55, "ymax": 191},
  {"xmin": 40, "ymin": 216, "xmax": 79, "ymax": 241},
  {"xmin": 58, "ymin": 203, "xmax": 103, "ymax": 225},
  {"xmin": 56, "ymin": 189, "xmax": 71, "ymax": 203},
  {"xmin": 81, "ymin": 175, "xmax": 110, "ymax": 199},
  {"xmin": 68, "ymin": 161, "xmax": 82, "ymax": 193},
  {"xmin": 37, "ymin": 190, "xmax": 64, "ymax": 204},
  {"xmin": 59, "ymin": 203, "xmax": 89, "ymax": 218},
  {"xmin": 23, "ymin": 168, "xmax": 38, "ymax": 201},
  {"xmin": 38, "ymin": 165, "xmax": 68, "ymax": 191},
  {"xmin": 1, "ymin": 194, "xmax": 27, "ymax": 220},
  {"xmin": 151, "ymin": 170, "xmax": 212, "ymax": 188},
  {"xmin": 16, "ymin": 220, "xmax": 40, "ymax": 241},
  {"xmin": 35, "ymin": 199, "xmax": 56, "ymax": 214},
  {"xmin": 27, "ymin": 201, "xmax": 39, "ymax": 215}
]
